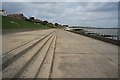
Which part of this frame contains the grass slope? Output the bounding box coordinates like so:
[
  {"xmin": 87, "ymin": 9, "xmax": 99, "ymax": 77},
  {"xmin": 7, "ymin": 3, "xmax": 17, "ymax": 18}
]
[{"xmin": 2, "ymin": 16, "xmax": 51, "ymax": 29}]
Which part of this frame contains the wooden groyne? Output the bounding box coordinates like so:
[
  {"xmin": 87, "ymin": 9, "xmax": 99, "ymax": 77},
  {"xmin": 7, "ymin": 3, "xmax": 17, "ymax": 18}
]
[{"xmin": 68, "ymin": 30, "xmax": 120, "ymax": 46}]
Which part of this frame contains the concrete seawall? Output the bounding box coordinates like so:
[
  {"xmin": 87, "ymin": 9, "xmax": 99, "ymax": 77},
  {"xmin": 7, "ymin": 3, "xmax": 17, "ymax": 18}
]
[
  {"xmin": 2, "ymin": 29, "xmax": 118, "ymax": 78},
  {"xmin": 68, "ymin": 30, "xmax": 120, "ymax": 46}
]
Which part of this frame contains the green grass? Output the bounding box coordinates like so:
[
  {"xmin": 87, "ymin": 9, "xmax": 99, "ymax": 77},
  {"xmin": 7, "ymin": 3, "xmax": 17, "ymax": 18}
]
[{"xmin": 2, "ymin": 16, "xmax": 51, "ymax": 29}]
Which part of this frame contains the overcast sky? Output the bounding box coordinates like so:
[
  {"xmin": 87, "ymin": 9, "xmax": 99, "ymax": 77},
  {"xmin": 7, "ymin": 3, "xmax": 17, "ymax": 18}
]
[{"xmin": 2, "ymin": 2, "xmax": 118, "ymax": 28}]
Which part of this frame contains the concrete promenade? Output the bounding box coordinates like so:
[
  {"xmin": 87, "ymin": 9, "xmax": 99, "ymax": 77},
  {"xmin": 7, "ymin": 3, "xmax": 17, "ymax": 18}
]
[
  {"xmin": 51, "ymin": 30, "xmax": 118, "ymax": 78},
  {"xmin": 2, "ymin": 29, "xmax": 118, "ymax": 78}
]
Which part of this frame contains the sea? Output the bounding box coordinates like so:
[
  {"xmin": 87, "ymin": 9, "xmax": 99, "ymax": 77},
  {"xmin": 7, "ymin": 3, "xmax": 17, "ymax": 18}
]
[{"xmin": 84, "ymin": 28, "xmax": 120, "ymax": 40}]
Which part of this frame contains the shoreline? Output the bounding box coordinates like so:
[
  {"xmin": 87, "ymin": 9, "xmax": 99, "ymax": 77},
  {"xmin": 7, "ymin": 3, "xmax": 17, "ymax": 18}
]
[{"xmin": 67, "ymin": 30, "xmax": 120, "ymax": 46}]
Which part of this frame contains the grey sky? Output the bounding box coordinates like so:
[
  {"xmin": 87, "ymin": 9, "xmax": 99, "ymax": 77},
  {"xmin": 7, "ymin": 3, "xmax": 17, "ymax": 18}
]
[
  {"xmin": 2, "ymin": 2, "xmax": 118, "ymax": 28},
  {"xmin": 2, "ymin": 0, "xmax": 120, "ymax": 2}
]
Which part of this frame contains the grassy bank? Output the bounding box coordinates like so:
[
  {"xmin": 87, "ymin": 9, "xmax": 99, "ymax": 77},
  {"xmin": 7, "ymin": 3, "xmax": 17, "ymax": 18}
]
[{"xmin": 2, "ymin": 16, "xmax": 51, "ymax": 29}]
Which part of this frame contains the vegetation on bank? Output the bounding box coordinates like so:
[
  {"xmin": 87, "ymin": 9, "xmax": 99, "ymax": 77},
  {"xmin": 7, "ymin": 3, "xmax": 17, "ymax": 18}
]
[
  {"xmin": 2, "ymin": 16, "xmax": 54, "ymax": 29},
  {"xmin": 1, "ymin": 9, "xmax": 64, "ymax": 29}
]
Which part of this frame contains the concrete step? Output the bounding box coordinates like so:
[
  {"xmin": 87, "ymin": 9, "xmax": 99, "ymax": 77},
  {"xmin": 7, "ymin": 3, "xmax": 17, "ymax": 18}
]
[
  {"xmin": 2, "ymin": 31, "xmax": 54, "ymax": 70},
  {"xmin": 2, "ymin": 30, "xmax": 54, "ymax": 56},
  {"xmin": 2, "ymin": 32, "xmax": 55, "ymax": 78},
  {"xmin": 36, "ymin": 33, "xmax": 57, "ymax": 78},
  {"xmin": 18, "ymin": 34, "xmax": 56, "ymax": 78}
]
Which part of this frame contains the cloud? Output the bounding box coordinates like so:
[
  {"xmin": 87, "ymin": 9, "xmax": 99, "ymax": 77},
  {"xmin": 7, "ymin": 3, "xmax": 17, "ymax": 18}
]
[
  {"xmin": 2, "ymin": 0, "xmax": 120, "ymax": 2},
  {"xmin": 2, "ymin": 2, "xmax": 118, "ymax": 28}
]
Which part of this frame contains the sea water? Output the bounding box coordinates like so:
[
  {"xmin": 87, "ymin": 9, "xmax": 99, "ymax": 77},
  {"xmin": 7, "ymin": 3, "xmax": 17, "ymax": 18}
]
[{"xmin": 85, "ymin": 28, "xmax": 120, "ymax": 40}]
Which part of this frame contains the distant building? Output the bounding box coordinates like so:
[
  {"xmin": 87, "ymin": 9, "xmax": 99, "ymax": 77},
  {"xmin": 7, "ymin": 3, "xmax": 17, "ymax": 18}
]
[
  {"xmin": 0, "ymin": 10, "xmax": 7, "ymax": 16},
  {"xmin": 7, "ymin": 13, "xmax": 27, "ymax": 20},
  {"xmin": 63, "ymin": 25, "xmax": 68, "ymax": 27},
  {"xmin": 65, "ymin": 27, "xmax": 71, "ymax": 30}
]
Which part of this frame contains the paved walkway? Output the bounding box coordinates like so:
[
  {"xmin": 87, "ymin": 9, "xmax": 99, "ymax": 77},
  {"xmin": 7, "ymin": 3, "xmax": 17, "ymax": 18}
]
[
  {"xmin": 2, "ymin": 29, "xmax": 118, "ymax": 78},
  {"xmin": 51, "ymin": 30, "xmax": 118, "ymax": 78}
]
